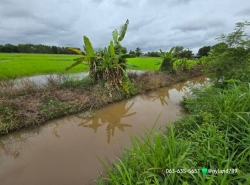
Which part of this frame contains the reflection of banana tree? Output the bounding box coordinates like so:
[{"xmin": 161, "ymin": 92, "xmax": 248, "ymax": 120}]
[
  {"xmin": 0, "ymin": 139, "xmax": 21, "ymax": 159},
  {"xmin": 185, "ymin": 76, "xmax": 207, "ymax": 87},
  {"xmin": 148, "ymin": 88, "xmax": 170, "ymax": 106},
  {"xmin": 78, "ymin": 102, "xmax": 136, "ymax": 143},
  {"xmin": 172, "ymin": 82, "xmax": 187, "ymax": 92},
  {"xmin": 0, "ymin": 128, "xmax": 41, "ymax": 159}
]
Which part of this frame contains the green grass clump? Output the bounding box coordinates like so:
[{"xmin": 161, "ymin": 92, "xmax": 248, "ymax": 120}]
[
  {"xmin": 60, "ymin": 77, "xmax": 95, "ymax": 89},
  {"xmin": 95, "ymin": 82, "xmax": 250, "ymax": 184}
]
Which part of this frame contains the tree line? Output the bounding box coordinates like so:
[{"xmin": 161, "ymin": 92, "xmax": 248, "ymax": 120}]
[
  {"xmin": 129, "ymin": 45, "xmax": 211, "ymax": 58},
  {"xmin": 0, "ymin": 43, "xmax": 211, "ymax": 58},
  {"xmin": 0, "ymin": 43, "xmax": 81, "ymax": 54}
]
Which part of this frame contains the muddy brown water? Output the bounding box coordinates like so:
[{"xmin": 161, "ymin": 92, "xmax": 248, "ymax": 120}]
[{"xmin": 0, "ymin": 76, "xmax": 208, "ymax": 185}]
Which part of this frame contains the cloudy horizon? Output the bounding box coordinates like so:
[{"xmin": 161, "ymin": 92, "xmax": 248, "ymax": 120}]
[{"xmin": 1, "ymin": 0, "xmax": 250, "ymax": 54}]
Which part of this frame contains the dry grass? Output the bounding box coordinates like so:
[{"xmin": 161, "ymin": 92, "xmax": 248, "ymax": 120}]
[{"xmin": 0, "ymin": 67, "xmax": 202, "ymax": 135}]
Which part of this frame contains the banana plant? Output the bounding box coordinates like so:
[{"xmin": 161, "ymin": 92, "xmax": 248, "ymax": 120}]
[
  {"xmin": 159, "ymin": 47, "xmax": 176, "ymax": 73},
  {"xmin": 66, "ymin": 19, "xmax": 134, "ymax": 95}
]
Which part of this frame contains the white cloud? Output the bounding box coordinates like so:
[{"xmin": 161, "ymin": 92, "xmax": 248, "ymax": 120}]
[{"xmin": 0, "ymin": 0, "xmax": 249, "ymax": 54}]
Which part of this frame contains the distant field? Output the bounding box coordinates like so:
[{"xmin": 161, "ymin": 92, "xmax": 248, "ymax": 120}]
[
  {"xmin": 0, "ymin": 53, "xmax": 160, "ymax": 79},
  {"xmin": 126, "ymin": 57, "xmax": 161, "ymax": 70}
]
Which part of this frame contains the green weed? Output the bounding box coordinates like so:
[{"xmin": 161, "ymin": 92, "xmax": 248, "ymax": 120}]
[{"xmin": 60, "ymin": 77, "xmax": 94, "ymax": 89}]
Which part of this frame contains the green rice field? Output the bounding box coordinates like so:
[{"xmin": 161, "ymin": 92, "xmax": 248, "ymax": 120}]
[{"xmin": 0, "ymin": 53, "xmax": 160, "ymax": 80}]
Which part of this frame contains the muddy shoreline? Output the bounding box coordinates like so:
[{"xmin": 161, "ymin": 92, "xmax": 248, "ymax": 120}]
[{"xmin": 0, "ymin": 67, "xmax": 203, "ymax": 135}]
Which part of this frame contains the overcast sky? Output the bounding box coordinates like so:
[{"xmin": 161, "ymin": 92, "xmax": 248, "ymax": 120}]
[{"xmin": 1, "ymin": 0, "xmax": 250, "ymax": 53}]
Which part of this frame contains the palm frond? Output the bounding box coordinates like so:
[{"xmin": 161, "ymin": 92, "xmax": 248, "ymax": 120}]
[
  {"xmin": 66, "ymin": 58, "xmax": 85, "ymax": 70},
  {"xmin": 109, "ymin": 41, "xmax": 115, "ymax": 57},
  {"xmin": 112, "ymin": 29, "xmax": 118, "ymax": 43},
  {"xmin": 118, "ymin": 19, "xmax": 129, "ymax": 42},
  {"xmin": 73, "ymin": 56, "xmax": 95, "ymax": 62},
  {"xmin": 67, "ymin": 47, "xmax": 84, "ymax": 55},
  {"xmin": 83, "ymin": 36, "xmax": 95, "ymax": 56},
  {"xmin": 103, "ymin": 47, "xmax": 109, "ymax": 63},
  {"xmin": 169, "ymin": 47, "xmax": 175, "ymax": 54}
]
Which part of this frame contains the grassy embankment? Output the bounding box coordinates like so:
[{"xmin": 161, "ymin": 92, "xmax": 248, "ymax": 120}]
[
  {"xmin": 0, "ymin": 53, "xmax": 161, "ymax": 80},
  {"xmin": 95, "ymin": 80, "xmax": 250, "ymax": 185}
]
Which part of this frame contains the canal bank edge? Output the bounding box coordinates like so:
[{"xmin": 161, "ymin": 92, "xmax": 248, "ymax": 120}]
[{"xmin": 0, "ymin": 67, "xmax": 203, "ymax": 135}]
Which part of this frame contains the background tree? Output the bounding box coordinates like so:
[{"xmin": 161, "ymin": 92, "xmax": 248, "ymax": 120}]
[
  {"xmin": 135, "ymin": 47, "xmax": 142, "ymax": 57},
  {"xmin": 173, "ymin": 46, "xmax": 184, "ymax": 58},
  {"xmin": 206, "ymin": 20, "xmax": 250, "ymax": 83},
  {"xmin": 0, "ymin": 43, "xmax": 79, "ymax": 54},
  {"xmin": 121, "ymin": 46, "xmax": 127, "ymax": 54},
  {"xmin": 129, "ymin": 50, "xmax": 135, "ymax": 55},
  {"xmin": 52, "ymin": 46, "xmax": 58, "ymax": 54},
  {"xmin": 172, "ymin": 46, "xmax": 193, "ymax": 59},
  {"xmin": 178, "ymin": 49, "xmax": 193, "ymax": 59},
  {"xmin": 198, "ymin": 46, "xmax": 211, "ymax": 57},
  {"xmin": 147, "ymin": 51, "xmax": 161, "ymax": 57}
]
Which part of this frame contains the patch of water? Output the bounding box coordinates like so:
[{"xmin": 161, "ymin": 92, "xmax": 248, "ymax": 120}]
[
  {"xmin": 0, "ymin": 76, "xmax": 209, "ymax": 185},
  {"xmin": 13, "ymin": 70, "xmax": 145, "ymax": 87}
]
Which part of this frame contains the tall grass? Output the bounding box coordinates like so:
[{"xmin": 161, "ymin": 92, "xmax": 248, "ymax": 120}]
[{"xmin": 95, "ymin": 81, "xmax": 250, "ymax": 184}]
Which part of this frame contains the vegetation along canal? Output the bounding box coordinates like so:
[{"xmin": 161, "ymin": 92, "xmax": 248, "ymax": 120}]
[{"xmin": 0, "ymin": 76, "xmax": 207, "ymax": 185}]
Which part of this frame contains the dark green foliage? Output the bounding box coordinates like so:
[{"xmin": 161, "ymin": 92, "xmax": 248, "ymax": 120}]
[
  {"xmin": 128, "ymin": 50, "xmax": 136, "ymax": 55},
  {"xmin": 172, "ymin": 46, "xmax": 193, "ymax": 59},
  {"xmin": 159, "ymin": 58, "xmax": 175, "ymax": 73},
  {"xmin": 60, "ymin": 78, "xmax": 95, "ymax": 89},
  {"xmin": 120, "ymin": 54, "xmax": 137, "ymax": 58},
  {"xmin": 0, "ymin": 43, "xmax": 80, "ymax": 54},
  {"xmin": 172, "ymin": 45, "xmax": 184, "ymax": 58},
  {"xmin": 147, "ymin": 51, "xmax": 161, "ymax": 57},
  {"xmin": 114, "ymin": 45, "xmax": 127, "ymax": 54},
  {"xmin": 198, "ymin": 46, "xmax": 211, "ymax": 57},
  {"xmin": 0, "ymin": 44, "xmax": 18, "ymax": 53},
  {"xmin": 178, "ymin": 49, "xmax": 193, "ymax": 59},
  {"xmin": 135, "ymin": 47, "xmax": 142, "ymax": 57},
  {"xmin": 205, "ymin": 21, "xmax": 250, "ymax": 84}
]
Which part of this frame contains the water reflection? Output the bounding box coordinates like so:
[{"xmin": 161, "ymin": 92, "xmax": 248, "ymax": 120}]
[
  {"xmin": 148, "ymin": 80, "xmax": 189, "ymax": 106},
  {"xmin": 0, "ymin": 130, "xmax": 41, "ymax": 159},
  {"xmin": 172, "ymin": 83, "xmax": 188, "ymax": 92},
  {"xmin": 186, "ymin": 76, "xmax": 209, "ymax": 86},
  {"xmin": 148, "ymin": 87, "xmax": 172, "ymax": 106},
  {"xmin": 78, "ymin": 102, "xmax": 136, "ymax": 143}
]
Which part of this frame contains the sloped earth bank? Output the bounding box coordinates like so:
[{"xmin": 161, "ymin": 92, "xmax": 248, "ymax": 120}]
[
  {"xmin": 0, "ymin": 67, "xmax": 202, "ymax": 135},
  {"xmin": 0, "ymin": 75, "xmax": 207, "ymax": 185}
]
